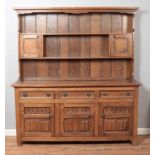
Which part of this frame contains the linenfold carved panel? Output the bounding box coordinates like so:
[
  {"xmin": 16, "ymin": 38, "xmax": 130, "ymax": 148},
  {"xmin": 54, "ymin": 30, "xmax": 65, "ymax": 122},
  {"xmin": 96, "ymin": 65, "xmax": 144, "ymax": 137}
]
[
  {"xmin": 24, "ymin": 119, "xmax": 51, "ymax": 132},
  {"xmin": 104, "ymin": 118, "xmax": 129, "ymax": 132},
  {"xmin": 64, "ymin": 119, "xmax": 91, "ymax": 133},
  {"xmin": 104, "ymin": 107, "xmax": 131, "ymax": 114}
]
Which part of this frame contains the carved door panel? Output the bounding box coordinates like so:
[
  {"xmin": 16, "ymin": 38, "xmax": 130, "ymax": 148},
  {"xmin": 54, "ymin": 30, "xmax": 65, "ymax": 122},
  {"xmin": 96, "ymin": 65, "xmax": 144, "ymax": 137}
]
[
  {"xmin": 99, "ymin": 102, "xmax": 133, "ymax": 136},
  {"xmin": 59, "ymin": 103, "xmax": 94, "ymax": 136},
  {"xmin": 20, "ymin": 103, "xmax": 54, "ymax": 137},
  {"xmin": 20, "ymin": 34, "xmax": 43, "ymax": 58},
  {"xmin": 110, "ymin": 34, "xmax": 133, "ymax": 57}
]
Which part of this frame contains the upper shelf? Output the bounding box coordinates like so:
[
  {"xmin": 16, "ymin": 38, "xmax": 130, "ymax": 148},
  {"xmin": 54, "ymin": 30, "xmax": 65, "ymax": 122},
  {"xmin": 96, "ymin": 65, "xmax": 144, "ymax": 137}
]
[
  {"xmin": 20, "ymin": 57, "xmax": 133, "ymax": 60},
  {"xmin": 21, "ymin": 33, "xmax": 133, "ymax": 36},
  {"xmin": 43, "ymin": 33, "xmax": 130, "ymax": 36},
  {"xmin": 13, "ymin": 7, "xmax": 139, "ymax": 14}
]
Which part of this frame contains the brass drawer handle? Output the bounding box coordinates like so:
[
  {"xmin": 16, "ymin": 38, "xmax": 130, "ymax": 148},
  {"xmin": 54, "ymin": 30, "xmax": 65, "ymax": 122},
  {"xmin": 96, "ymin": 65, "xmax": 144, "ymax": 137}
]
[
  {"xmin": 46, "ymin": 93, "xmax": 51, "ymax": 97},
  {"xmin": 63, "ymin": 92, "xmax": 68, "ymax": 97},
  {"xmin": 102, "ymin": 93, "xmax": 108, "ymax": 96},
  {"xmin": 86, "ymin": 92, "xmax": 91, "ymax": 97},
  {"xmin": 126, "ymin": 92, "xmax": 131, "ymax": 96},
  {"xmin": 23, "ymin": 92, "xmax": 28, "ymax": 97}
]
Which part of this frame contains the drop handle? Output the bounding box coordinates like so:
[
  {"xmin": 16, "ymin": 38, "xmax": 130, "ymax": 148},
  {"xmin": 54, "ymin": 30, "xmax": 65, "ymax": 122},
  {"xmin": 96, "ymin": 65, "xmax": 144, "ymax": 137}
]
[
  {"xmin": 23, "ymin": 92, "xmax": 28, "ymax": 97},
  {"xmin": 46, "ymin": 93, "xmax": 51, "ymax": 97},
  {"xmin": 63, "ymin": 92, "xmax": 68, "ymax": 97},
  {"xmin": 86, "ymin": 93, "xmax": 91, "ymax": 97},
  {"xmin": 126, "ymin": 92, "xmax": 131, "ymax": 96}
]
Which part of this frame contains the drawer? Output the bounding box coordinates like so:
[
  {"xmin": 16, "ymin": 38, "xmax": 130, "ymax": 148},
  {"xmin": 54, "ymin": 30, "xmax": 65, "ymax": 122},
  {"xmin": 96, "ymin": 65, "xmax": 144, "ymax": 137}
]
[
  {"xmin": 100, "ymin": 90, "xmax": 134, "ymax": 98},
  {"xmin": 20, "ymin": 90, "xmax": 54, "ymax": 98},
  {"xmin": 59, "ymin": 91, "xmax": 94, "ymax": 99}
]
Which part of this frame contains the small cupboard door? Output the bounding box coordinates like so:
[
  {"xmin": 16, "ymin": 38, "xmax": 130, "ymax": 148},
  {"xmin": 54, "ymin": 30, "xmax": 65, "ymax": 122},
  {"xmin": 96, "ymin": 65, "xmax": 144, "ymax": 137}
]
[
  {"xmin": 110, "ymin": 34, "xmax": 133, "ymax": 57},
  {"xmin": 20, "ymin": 103, "xmax": 54, "ymax": 137},
  {"xmin": 20, "ymin": 34, "xmax": 43, "ymax": 58},
  {"xmin": 99, "ymin": 102, "xmax": 133, "ymax": 136},
  {"xmin": 59, "ymin": 103, "xmax": 94, "ymax": 136}
]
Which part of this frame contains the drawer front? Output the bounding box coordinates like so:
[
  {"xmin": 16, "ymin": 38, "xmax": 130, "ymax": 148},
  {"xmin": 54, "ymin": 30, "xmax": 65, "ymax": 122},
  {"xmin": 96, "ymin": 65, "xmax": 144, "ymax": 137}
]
[
  {"xmin": 20, "ymin": 91, "xmax": 54, "ymax": 99},
  {"xmin": 100, "ymin": 90, "xmax": 134, "ymax": 98},
  {"xmin": 59, "ymin": 91, "xmax": 94, "ymax": 99}
]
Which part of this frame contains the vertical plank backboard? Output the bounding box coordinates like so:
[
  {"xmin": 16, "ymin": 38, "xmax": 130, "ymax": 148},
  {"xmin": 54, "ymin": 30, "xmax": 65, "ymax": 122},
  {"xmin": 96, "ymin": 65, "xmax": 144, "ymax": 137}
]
[
  {"xmin": 59, "ymin": 37, "xmax": 69, "ymax": 79},
  {"xmin": 36, "ymin": 14, "xmax": 47, "ymax": 33},
  {"xmin": 58, "ymin": 14, "xmax": 69, "ymax": 33},
  {"xmin": 79, "ymin": 14, "xmax": 90, "ymax": 33},
  {"xmin": 101, "ymin": 14, "xmax": 111, "ymax": 33},
  {"xmin": 111, "ymin": 14, "xmax": 122, "ymax": 33},
  {"xmin": 90, "ymin": 14, "xmax": 101, "ymax": 33},
  {"xmin": 47, "ymin": 14, "xmax": 58, "ymax": 33},
  {"xmin": 69, "ymin": 15, "xmax": 79, "ymax": 33},
  {"xmin": 25, "ymin": 15, "xmax": 36, "ymax": 33}
]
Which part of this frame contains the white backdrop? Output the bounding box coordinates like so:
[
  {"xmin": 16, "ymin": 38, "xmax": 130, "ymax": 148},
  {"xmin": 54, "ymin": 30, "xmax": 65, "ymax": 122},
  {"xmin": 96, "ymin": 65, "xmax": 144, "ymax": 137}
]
[{"xmin": 5, "ymin": 0, "xmax": 150, "ymax": 129}]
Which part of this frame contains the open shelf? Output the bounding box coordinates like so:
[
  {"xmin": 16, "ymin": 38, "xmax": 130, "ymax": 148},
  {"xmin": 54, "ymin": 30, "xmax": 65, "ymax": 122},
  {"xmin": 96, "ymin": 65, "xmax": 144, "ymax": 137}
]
[
  {"xmin": 22, "ymin": 33, "xmax": 128, "ymax": 36},
  {"xmin": 43, "ymin": 35, "xmax": 110, "ymax": 58},
  {"xmin": 44, "ymin": 33, "xmax": 110, "ymax": 36},
  {"xmin": 20, "ymin": 57, "xmax": 133, "ymax": 60}
]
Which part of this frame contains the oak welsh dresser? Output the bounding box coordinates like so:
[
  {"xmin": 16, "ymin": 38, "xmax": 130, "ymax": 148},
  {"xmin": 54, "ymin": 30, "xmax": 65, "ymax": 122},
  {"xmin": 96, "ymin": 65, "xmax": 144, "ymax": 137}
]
[{"xmin": 12, "ymin": 7, "xmax": 141, "ymax": 146}]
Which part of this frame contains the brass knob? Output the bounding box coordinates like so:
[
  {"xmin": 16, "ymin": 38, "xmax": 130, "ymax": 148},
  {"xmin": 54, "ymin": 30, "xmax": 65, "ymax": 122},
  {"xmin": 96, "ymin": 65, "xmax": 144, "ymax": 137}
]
[
  {"xmin": 126, "ymin": 92, "xmax": 131, "ymax": 96},
  {"xmin": 46, "ymin": 93, "xmax": 51, "ymax": 97},
  {"xmin": 63, "ymin": 92, "xmax": 68, "ymax": 97},
  {"xmin": 87, "ymin": 92, "xmax": 91, "ymax": 97},
  {"xmin": 23, "ymin": 92, "xmax": 27, "ymax": 97}
]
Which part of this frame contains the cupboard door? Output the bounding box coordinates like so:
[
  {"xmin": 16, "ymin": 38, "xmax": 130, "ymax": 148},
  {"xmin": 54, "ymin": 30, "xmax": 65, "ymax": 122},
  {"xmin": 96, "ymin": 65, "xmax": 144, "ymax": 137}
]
[
  {"xmin": 110, "ymin": 34, "xmax": 132, "ymax": 57},
  {"xmin": 20, "ymin": 103, "xmax": 54, "ymax": 137},
  {"xmin": 99, "ymin": 102, "xmax": 132, "ymax": 136},
  {"xmin": 59, "ymin": 103, "xmax": 94, "ymax": 136},
  {"xmin": 20, "ymin": 34, "xmax": 43, "ymax": 58}
]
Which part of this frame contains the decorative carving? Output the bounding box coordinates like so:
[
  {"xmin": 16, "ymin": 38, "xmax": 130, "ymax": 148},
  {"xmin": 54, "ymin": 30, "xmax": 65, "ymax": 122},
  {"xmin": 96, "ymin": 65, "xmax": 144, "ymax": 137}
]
[
  {"xmin": 63, "ymin": 107, "xmax": 91, "ymax": 114},
  {"xmin": 24, "ymin": 119, "xmax": 51, "ymax": 132},
  {"xmin": 104, "ymin": 107, "xmax": 131, "ymax": 114},
  {"xmin": 104, "ymin": 118, "xmax": 129, "ymax": 132},
  {"xmin": 24, "ymin": 107, "xmax": 51, "ymax": 114},
  {"xmin": 64, "ymin": 119, "xmax": 90, "ymax": 133}
]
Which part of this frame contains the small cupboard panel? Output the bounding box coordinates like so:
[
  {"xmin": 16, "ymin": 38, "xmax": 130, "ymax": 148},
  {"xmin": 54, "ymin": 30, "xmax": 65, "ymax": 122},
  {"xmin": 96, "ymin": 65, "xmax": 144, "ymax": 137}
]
[
  {"xmin": 59, "ymin": 103, "xmax": 94, "ymax": 136},
  {"xmin": 110, "ymin": 34, "xmax": 133, "ymax": 57},
  {"xmin": 20, "ymin": 103, "xmax": 54, "ymax": 137},
  {"xmin": 20, "ymin": 34, "xmax": 43, "ymax": 58}
]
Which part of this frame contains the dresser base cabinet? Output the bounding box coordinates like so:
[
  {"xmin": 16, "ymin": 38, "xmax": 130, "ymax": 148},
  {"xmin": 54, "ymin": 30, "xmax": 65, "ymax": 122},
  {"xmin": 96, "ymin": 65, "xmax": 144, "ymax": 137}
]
[{"xmin": 14, "ymin": 86, "xmax": 139, "ymax": 146}]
